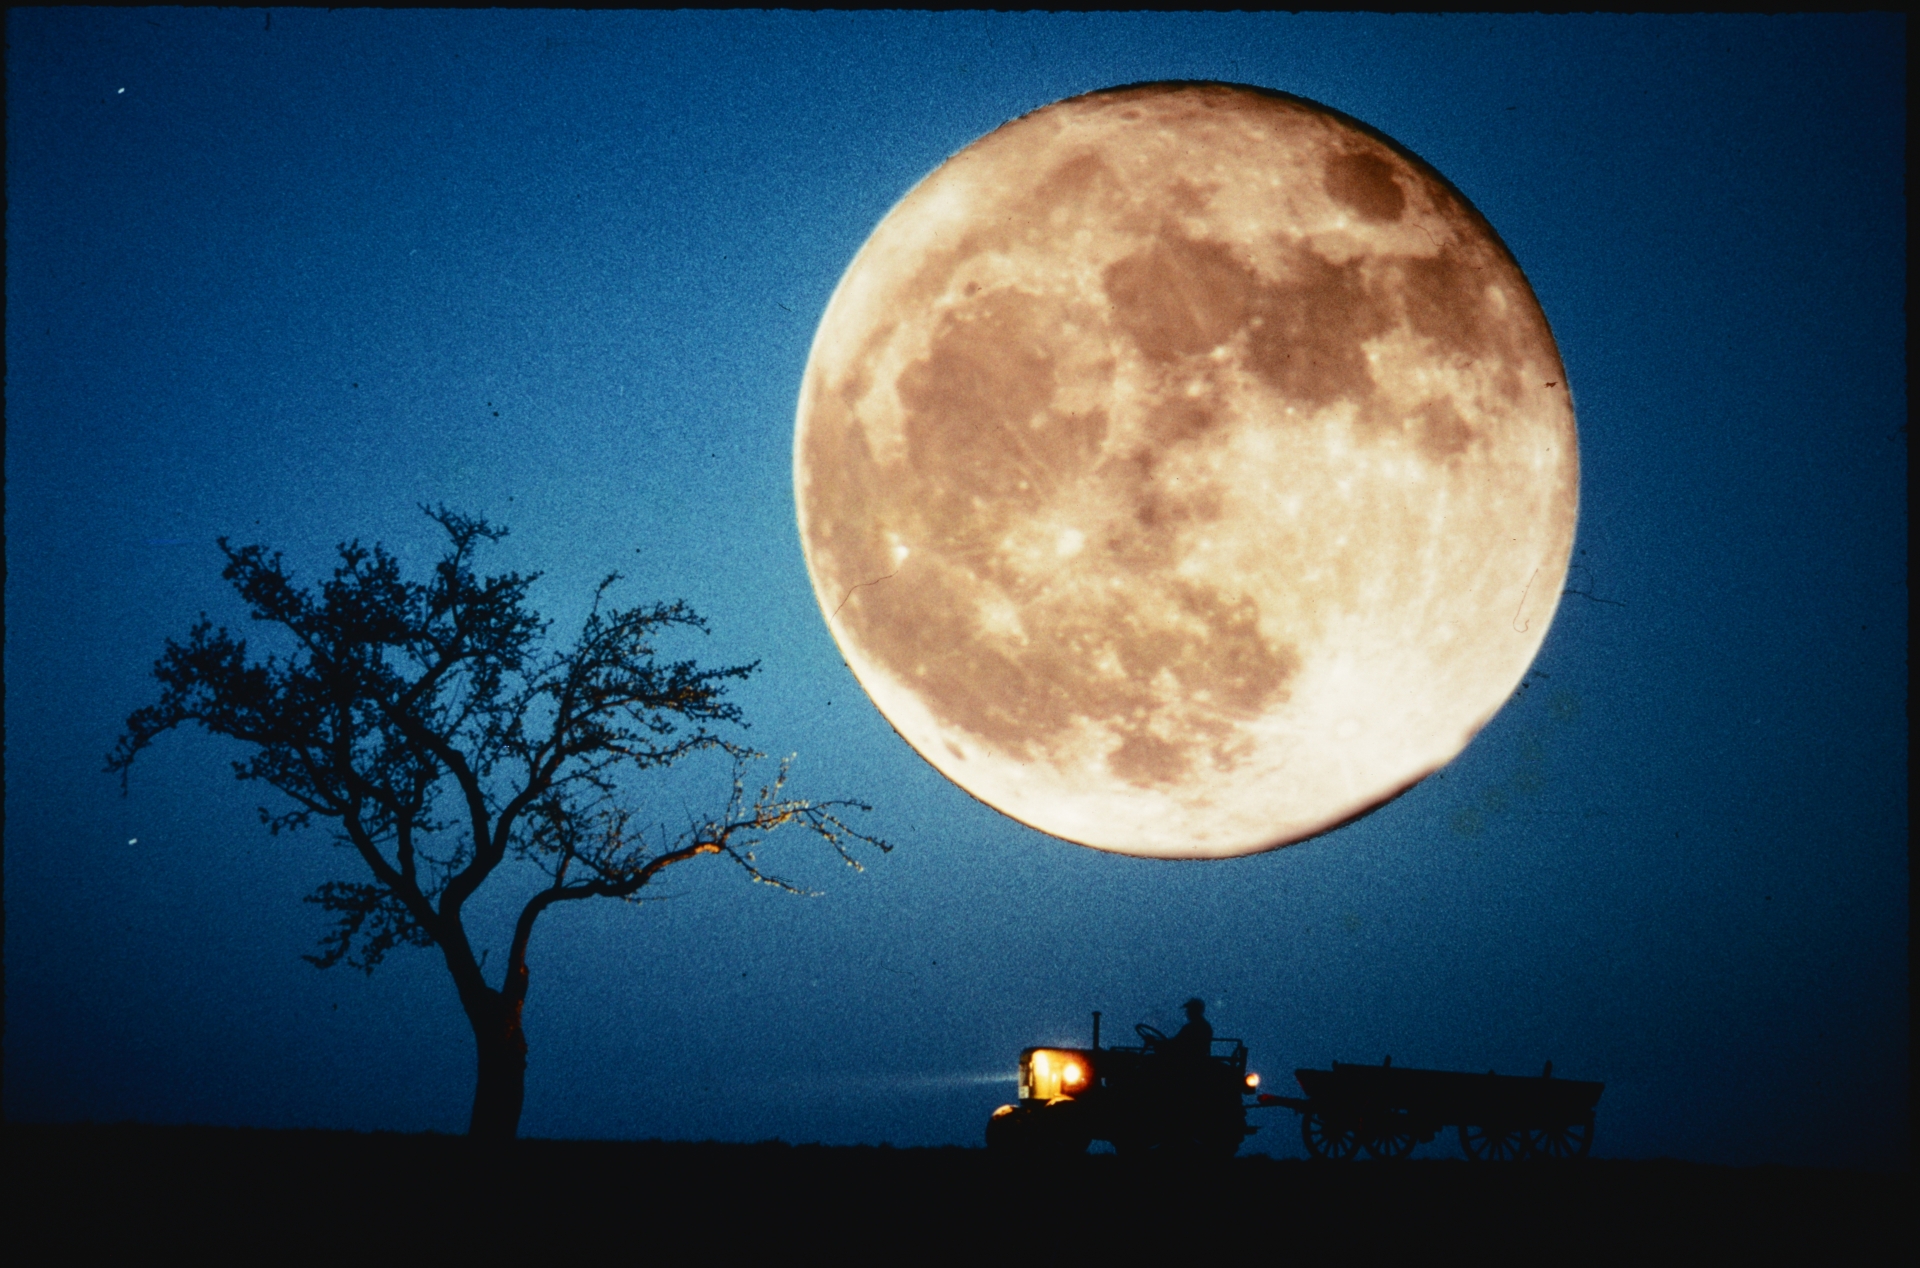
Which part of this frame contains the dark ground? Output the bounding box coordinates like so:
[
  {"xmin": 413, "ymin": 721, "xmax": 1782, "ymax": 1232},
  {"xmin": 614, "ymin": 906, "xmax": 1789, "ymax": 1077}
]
[{"xmin": 5, "ymin": 1122, "xmax": 1909, "ymax": 1256}]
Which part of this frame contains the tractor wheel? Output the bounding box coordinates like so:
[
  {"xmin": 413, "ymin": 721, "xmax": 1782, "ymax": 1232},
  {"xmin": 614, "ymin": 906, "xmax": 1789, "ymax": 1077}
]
[
  {"xmin": 1526, "ymin": 1116, "xmax": 1594, "ymax": 1161},
  {"xmin": 988, "ymin": 1103, "xmax": 1089, "ymax": 1158},
  {"xmin": 1458, "ymin": 1122, "xmax": 1530, "ymax": 1161},
  {"xmin": 989, "ymin": 1105, "xmax": 1068, "ymax": 1156},
  {"xmin": 1301, "ymin": 1112, "xmax": 1361, "ymax": 1161},
  {"xmin": 1040, "ymin": 1136, "xmax": 1091, "ymax": 1157},
  {"xmin": 1034, "ymin": 1100, "xmax": 1092, "ymax": 1157},
  {"xmin": 985, "ymin": 1105, "xmax": 1032, "ymax": 1154}
]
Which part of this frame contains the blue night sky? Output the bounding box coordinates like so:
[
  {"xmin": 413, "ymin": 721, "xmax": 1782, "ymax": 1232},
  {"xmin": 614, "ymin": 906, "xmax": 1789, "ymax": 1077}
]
[{"xmin": 5, "ymin": 11, "xmax": 1906, "ymax": 1167}]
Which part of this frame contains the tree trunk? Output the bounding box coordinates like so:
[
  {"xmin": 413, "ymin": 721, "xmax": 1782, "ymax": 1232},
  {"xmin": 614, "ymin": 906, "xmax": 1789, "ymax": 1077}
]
[{"xmin": 467, "ymin": 987, "xmax": 528, "ymax": 1140}]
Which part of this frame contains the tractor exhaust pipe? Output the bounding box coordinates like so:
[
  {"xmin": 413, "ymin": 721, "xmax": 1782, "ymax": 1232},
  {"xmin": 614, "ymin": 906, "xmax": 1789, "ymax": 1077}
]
[{"xmin": 1092, "ymin": 1011, "xmax": 1101, "ymax": 1050}]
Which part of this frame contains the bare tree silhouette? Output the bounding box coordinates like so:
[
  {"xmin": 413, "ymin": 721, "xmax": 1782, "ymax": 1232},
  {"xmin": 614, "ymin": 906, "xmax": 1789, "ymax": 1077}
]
[{"xmin": 108, "ymin": 506, "xmax": 888, "ymax": 1139}]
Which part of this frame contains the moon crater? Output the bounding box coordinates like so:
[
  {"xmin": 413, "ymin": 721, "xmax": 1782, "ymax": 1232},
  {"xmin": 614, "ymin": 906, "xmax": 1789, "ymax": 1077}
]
[{"xmin": 796, "ymin": 83, "xmax": 1578, "ymax": 858}]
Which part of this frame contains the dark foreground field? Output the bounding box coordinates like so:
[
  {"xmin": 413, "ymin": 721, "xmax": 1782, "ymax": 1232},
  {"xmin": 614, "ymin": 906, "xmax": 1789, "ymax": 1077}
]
[{"xmin": 6, "ymin": 1122, "xmax": 1909, "ymax": 1256}]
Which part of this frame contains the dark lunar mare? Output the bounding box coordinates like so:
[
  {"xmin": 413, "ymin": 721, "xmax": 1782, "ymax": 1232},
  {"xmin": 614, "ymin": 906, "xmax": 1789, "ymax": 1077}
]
[
  {"xmin": 804, "ymin": 82, "xmax": 1557, "ymax": 791},
  {"xmin": 108, "ymin": 506, "xmax": 888, "ymax": 1138}
]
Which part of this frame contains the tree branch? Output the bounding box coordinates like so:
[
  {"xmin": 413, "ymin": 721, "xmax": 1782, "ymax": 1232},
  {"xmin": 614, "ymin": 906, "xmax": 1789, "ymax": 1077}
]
[{"xmin": 109, "ymin": 507, "xmax": 891, "ymax": 1047}]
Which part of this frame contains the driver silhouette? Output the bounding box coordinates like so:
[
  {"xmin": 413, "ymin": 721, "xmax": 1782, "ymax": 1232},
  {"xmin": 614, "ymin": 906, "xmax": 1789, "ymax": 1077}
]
[{"xmin": 1168, "ymin": 998, "xmax": 1213, "ymax": 1059}]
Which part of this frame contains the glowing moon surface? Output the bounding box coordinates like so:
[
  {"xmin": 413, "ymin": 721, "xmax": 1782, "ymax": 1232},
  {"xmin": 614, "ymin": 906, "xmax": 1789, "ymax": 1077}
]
[{"xmin": 794, "ymin": 83, "xmax": 1578, "ymax": 858}]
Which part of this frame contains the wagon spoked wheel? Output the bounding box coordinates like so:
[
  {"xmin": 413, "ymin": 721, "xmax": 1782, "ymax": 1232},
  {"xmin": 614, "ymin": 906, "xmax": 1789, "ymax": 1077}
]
[
  {"xmin": 1527, "ymin": 1116, "xmax": 1594, "ymax": 1161},
  {"xmin": 1362, "ymin": 1124, "xmax": 1417, "ymax": 1160},
  {"xmin": 1459, "ymin": 1122, "xmax": 1529, "ymax": 1161},
  {"xmin": 1302, "ymin": 1112, "xmax": 1361, "ymax": 1161}
]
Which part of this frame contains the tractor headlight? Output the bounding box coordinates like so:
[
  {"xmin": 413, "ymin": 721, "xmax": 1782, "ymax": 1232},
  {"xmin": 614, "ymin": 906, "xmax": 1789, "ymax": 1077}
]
[
  {"xmin": 1244, "ymin": 1072, "xmax": 1261, "ymax": 1090},
  {"xmin": 1022, "ymin": 1048, "xmax": 1091, "ymax": 1101}
]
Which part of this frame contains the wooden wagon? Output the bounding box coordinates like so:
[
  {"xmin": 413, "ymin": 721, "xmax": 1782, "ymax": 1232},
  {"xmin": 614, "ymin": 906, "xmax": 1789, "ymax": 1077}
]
[{"xmin": 1258, "ymin": 1059, "xmax": 1603, "ymax": 1161}]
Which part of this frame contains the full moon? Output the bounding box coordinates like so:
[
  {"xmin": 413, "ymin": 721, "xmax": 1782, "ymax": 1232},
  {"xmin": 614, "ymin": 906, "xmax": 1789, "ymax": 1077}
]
[{"xmin": 794, "ymin": 83, "xmax": 1578, "ymax": 859}]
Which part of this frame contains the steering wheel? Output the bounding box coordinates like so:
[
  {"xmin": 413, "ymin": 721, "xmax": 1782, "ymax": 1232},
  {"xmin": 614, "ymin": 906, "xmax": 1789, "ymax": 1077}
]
[{"xmin": 1135, "ymin": 1023, "xmax": 1168, "ymax": 1048}]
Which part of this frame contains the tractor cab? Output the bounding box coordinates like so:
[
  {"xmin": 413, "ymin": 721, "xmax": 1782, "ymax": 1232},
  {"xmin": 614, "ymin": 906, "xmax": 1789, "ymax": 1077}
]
[{"xmin": 987, "ymin": 1012, "xmax": 1262, "ymax": 1158}]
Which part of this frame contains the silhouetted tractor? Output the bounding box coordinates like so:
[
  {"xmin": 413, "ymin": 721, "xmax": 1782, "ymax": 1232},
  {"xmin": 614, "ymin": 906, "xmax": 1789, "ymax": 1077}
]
[{"xmin": 986, "ymin": 1013, "xmax": 1262, "ymax": 1158}]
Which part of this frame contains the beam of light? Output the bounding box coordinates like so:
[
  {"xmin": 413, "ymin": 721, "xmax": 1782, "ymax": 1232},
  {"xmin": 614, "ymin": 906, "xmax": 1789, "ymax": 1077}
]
[{"xmin": 769, "ymin": 1071, "xmax": 1019, "ymax": 1098}]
